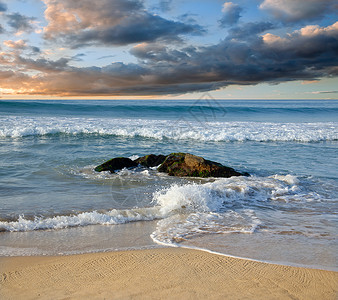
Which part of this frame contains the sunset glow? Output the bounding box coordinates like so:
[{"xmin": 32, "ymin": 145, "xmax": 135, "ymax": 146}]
[{"xmin": 0, "ymin": 0, "xmax": 337, "ymax": 99}]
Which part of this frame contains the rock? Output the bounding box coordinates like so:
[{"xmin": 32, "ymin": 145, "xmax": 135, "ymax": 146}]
[
  {"xmin": 157, "ymin": 153, "xmax": 244, "ymax": 178},
  {"xmin": 94, "ymin": 157, "xmax": 138, "ymax": 173},
  {"xmin": 135, "ymin": 154, "xmax": 167, "ymax": 168},
  {"xmin": 94, "ymin": 152, "xmax": 247, "ymax": 178}
]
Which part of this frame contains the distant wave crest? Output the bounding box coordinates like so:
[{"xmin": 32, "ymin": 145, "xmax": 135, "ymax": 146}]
[{"xmin": 1, "ymin": 116, "xmax": 337, "ymax": 142}]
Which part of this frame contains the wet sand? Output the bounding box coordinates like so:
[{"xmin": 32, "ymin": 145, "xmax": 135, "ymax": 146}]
[{"xmin": 1, "ymin": 247, "xmax": 337, "ymax": 300}]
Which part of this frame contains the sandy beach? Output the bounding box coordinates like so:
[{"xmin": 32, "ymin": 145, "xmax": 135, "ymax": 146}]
[{"xmin": 1, "ymin": 247, "xmax": 337, "ymax": 300}]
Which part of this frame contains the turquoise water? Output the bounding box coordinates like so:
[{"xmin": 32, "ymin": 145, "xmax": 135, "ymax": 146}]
[{"xmin": 0, "ymin": 99, "xmax": 337, "ymax": 270}]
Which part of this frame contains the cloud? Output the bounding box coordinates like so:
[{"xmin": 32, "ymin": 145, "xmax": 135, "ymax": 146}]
[
  {"xmin": 0, "ymin": 21, "xmax": 337, "ymax": 96},
  {"xmin": 219, "ymin": 2, "xmax": 243, "ymax": 27},
  {"xmin": 30, "ymin": 46, "xmax": 41, "ymax": 54},
  {"xmin": 0, "ymin": 1, "xmax": 7, "ymax": 12},
  {"xmin": 70, "ymin": 53, "xmax": 86, "ymax": 61},
  {"xmin": 260, "ymin": 0, "xmax": 337, "ymax": 23},
  {"xmin": 130, "ymin": 42, "xmax": 191, "ymax": 62},
  {"xmin": 42, "ymin": 0, "xmax": 204, "ymax": 48},
  {"xmin": 228, "ymin": 22, "xmax": 276, "ymax": 38},
  {"xmin": 2, "ymin": 39, "xmax": 40, "ymax": 54},
  {"xmin": 15, "ymin": 56, "xmax": 71, "ymax": 73},
  {"xmin": 262, "ymin": 22, "xmax": 338, "ymax": 57},
  {"xmin": 6, "ymin": 12, "xmax": 36, "ymax": 34},
  {"xmin": 3, "ymin": 39, "xmax": 28, "ymax": 49}
]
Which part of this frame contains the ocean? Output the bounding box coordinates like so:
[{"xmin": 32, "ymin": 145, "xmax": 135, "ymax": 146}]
[{"xmin": 0, "ymin": 98, "xmax": 337, "ymax": 271}]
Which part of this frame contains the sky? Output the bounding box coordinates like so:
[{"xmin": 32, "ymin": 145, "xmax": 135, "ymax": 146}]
[{"xmin": 0, "ymin": 0, "xmax": 337, "ymax": 99}]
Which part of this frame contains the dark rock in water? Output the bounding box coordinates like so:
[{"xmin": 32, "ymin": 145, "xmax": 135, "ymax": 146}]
[
  {"xmin": 135, "ymin": 154, "xmax": 167, "ymax": 168},
  {"xmin": 94, "ymin": 152, "xmax": 247, "ymax": 178},
  {"xmin": 158, "ymin": 153, "xmax": 244, "ymax": 178},
  {"xmin": 94, "ymin": 157, "xmax": 138, "ymax": 173}
]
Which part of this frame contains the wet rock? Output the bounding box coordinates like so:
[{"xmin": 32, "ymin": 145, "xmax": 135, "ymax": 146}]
[
  {"xmin": 94, "ymin": 153, "xmax": 247, "ymax": 178},
  {"xmin": 94, "ymin": 157, "xmax": 138, "ymax": 173},
  {"xmin": 158, "ymin": 153, "xmax": 244, "ymax": 178},
  {"xmin": 135, "ymin": 154, "xmax": 167, "ymax": 168}
]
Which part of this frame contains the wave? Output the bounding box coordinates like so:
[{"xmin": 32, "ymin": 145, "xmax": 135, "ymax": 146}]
[
  {"xmin": 151, "ymin": 174, "xmax": 324, "ymax": 245},
  {"xmin": 0, "ymin": 174, "xmax": 323, "ymax": 237},
  {"xmin": 151, "ymin": 210, "xmax": 261, "ymax": 245},
  {"xmin": 0, "ymin": 207, "xmax": 162, "ymax": 232},
  {"xmin": 153, "ymin": 174, "xmax": 320, "ymax": 215},
  {"xmin": 1, "ymin": 115, "xmax": 337, "ymax": 142}
]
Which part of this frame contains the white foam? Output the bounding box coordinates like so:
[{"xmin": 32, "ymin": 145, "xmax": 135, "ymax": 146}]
[
  {"xmin": 0, "ymin": 208, "xmax": 162, "ymax": 232},
  {"xmin": 69, "ymin": 165, "xmax": 113, "ymax": 180},
  {"xmin": 0, "ymin": 246, "xmax": 49, "ymax": 257},
  {"xmin": 1, "ymin": 116, "xmax": 337, "ymax": 142},
  {"xmin": 69, "ymin": 165, "xmax": 159, "ymax": 181},
  {"xmin": 271, "ymin": 174, "xmax": 300, "ymax": 185},
  {"xmin": 0, "ymin": 175, "xmax": 324, "ymax": 237},
  {"xmin": 151, "ymin": 210, "xmax": 261, "ymax": 245},
  {"xmin": 129, "ymin": 155, "xmax": 140, "ymax": 161},
  {"xmin": 149, "ymin": 174, "xmax": 325, "ymax": 245},
  {"xmin": 153, "ymin": 175, "xmax": 315, "ymax": 214}
]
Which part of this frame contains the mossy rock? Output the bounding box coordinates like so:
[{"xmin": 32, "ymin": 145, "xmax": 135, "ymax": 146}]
[
  {"xmin": 157, "ymin": 153, "xmax": 244, "ymax": 178},
  {"xmin": 157, "ymin": 153, "xmax": 185, "ymax": 173}
]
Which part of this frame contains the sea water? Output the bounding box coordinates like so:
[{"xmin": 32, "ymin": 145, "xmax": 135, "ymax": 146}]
[{"xmin": 0, "ymin": 99, "xmax": 337, "ymax": 270}]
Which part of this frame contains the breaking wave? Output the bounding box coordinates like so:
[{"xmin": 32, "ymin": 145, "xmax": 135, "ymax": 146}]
[
  {"xmin": 1, "ymin": 116, "xmax": 337, "ymax": 142},
  {"xmin": 0, "ymin": 208, "xmax": 162, "ymax": 232},
  {"xmin": 1, "ymin": 174, "xmax": 323, "ymax": 247}
]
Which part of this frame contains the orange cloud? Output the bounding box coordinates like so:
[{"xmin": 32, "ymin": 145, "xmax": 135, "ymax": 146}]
[{"xmin": 3, "ymin": 39, "xmax": 27, "ymax": 49}]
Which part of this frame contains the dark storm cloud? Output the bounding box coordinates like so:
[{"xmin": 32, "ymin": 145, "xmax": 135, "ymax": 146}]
[
  {"xmin": 219, "ymin": 2, "xmax": 243, "ymax": 27},
  {"xmin": 109, "ymin": 21, "xmax": 338, "ymax": 94},
  {"xmin": 43, "ymin": 0, "xmax": 204, "ymax": 48},
  {"xmin": 260, "ymin": 0, "xmax": 338, "ymax": 23},
  {"xmin": 14, "ymin": 56, "xmax": 72, "ymax": 73},
  {"xmin": 101, "ymin": 62, "xmax": 148, "ymax": 79},
  {"xmin": 6, "ymin": 12, "xmax": 36, "ymax": 33},
  {"xmin": 1, "ymin": 11, "xmax": 337, "ymax": 96},
  {"xmin": 70, "ymin": 14, "xmax": 203, "ymax": 48}
]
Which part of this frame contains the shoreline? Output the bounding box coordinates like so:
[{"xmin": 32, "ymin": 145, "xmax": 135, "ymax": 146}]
[
  {"xmin": 1, "ymin": 244, "xmax": 337, "ymax": 272},
  {"xmin": 1, "ymin": 247, "xmax": 337, "ymax": 300},
  {"xmin": 178, "ymin": 245, "xmax": 338, "ymax": 272}
]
